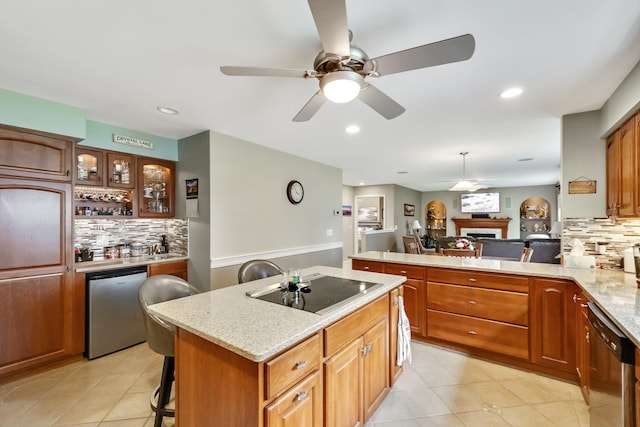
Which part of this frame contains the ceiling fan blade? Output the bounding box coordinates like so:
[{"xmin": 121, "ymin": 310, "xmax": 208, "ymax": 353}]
[
  {"xmin": 372, "ymin": 34, "xmax": 475, "ymax": 76},
  {"xmin": 293, "ymin": 91, "xmax": 327, "ymax": 122},
  {"xmin": 220, "ymin": 66, "xmax": 309, "ymax": 78},
  {"xmin": 307, "ymin": 0, "xmax": 350, "ymax": 58},
  {"xmin": 358, "ymin": 84, "xmax": 405, "ymax": 120}
]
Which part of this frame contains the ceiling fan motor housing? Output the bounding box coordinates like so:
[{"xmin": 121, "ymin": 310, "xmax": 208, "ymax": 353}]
[{"xmin": 313, "ymin": 45, "xmax": 373, "ymax": 76}]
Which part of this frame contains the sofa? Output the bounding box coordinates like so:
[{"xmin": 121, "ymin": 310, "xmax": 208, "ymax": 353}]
[
  {"xmin": 476, "ymin": 238, "xmax": 526, "ymax": 260},
  {"xmin": 525, "ymin": 238, "xmax": 561, "ymax": 264}
]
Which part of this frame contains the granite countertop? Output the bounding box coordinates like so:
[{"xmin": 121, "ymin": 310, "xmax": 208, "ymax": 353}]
[
  {"xmin": 351, "ymin": 251, "xmax": 640, "ymax": 348},
  {"xmin": 147, "ymin": 265, "xmax": 406, "ymax": 362},
  {"xmin": 75, "ymin": 254, "xmax": 188, "ymax": 273}
]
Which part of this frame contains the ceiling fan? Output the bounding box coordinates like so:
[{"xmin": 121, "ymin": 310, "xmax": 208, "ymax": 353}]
[
  {"xmin": 448, "ymin": 152, "xmax": 490, "ymax": 192},
  {"xmin": 220, "ymin": 0, "xmax": 475, "ymax": 122}
]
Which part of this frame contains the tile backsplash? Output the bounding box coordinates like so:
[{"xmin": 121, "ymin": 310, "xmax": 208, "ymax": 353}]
[
  {"xmin": 75, "ymin": 218, "xmax": 188, "ymax": 260},
  {"xmin": 563, "ymin": 217, "xmax": 640, "ymax": 269}
]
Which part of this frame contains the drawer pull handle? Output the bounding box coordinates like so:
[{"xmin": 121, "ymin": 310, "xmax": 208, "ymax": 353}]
[
  {"xmin": 468, "ymin": 330, "xmax": 478, "ymax": 335},
  {"xmin": 468, "ymin": 278, "xmax": 477, "ymax": 282},
  {"xmin": 468, "ymin": 300, "xmax": 477, "ymax": 305},
  {"xmin": 295, "ymin": 361, "xmax": 307, "ymax": 370},
  {"xmin": 580, "ymin": 303, "xmax": 588, "ymax": 308},
  {"xmin": 296, "ymin": 391, "xmax": 308, "ymax": 401},
  {"xmin": 400, "ymin": 270, "xmax": 407, "ymax": 274},
  {"xmin": 363, "ymin": 266, "xmax": 369, "ymax": 270}
]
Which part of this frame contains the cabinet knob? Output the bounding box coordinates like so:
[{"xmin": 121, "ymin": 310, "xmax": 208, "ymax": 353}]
[
  {"xmin": 468, "ymin": 278, "xmax": 477, "ymax": 282},
  {"xmin": 400, "ymin": 270, "xmax": 407, "ymax": 274},
  {"xmin": 363, "ymin": 266, "xmax": 369, "ymax": 270},
  {"xmin": 295, "ymin": 361, "xmax": 307, "ymax": 370},
  {"xmin": 468, "ymin": 300, "xmax": 477, "ymax": 305},
  {"xmin": 296, "ymin": 391, "xmax": 308, "ymax": 401},
  {"xmin": 468, "ymin": 330, "xmax": 478, "ymax": 335}
]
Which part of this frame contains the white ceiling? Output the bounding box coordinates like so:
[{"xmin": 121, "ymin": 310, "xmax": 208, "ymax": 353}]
[{"xmin": 2, "ymin": 1, "xmax": 640, "ymax": 191}]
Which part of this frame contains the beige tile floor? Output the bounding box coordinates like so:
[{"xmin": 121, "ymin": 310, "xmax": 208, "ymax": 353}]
[{"xmin": 0, "ymin": 340, "xmax": 588, "ymax": 427}]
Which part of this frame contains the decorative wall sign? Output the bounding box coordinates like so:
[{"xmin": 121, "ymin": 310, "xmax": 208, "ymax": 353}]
[
  {"xmin": 568, "ymin": 176, "xmax": 596, "ymax": 194},
  {"xmin": 113, "ymin": 134, "xmax": 153, "ymax": 149},
  {"xmin": 186, "ymin": 178, "xmax": 199, "ymax": 199}
]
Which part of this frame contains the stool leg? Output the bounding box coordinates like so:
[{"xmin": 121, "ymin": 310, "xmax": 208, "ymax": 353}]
[{"xmin": 154, "ymin": 356, "xmax": 175, "ymax": 427}]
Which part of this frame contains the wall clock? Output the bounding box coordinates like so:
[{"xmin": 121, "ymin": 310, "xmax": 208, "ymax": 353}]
[{"xmin": 286, "ymin": 180, "xmax": 304, "ymax": 204}]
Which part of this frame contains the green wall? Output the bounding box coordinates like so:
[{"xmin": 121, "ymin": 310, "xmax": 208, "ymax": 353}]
[{"xmin": 0, "ymin": 88, "xmax": 85, "ymax": 138}]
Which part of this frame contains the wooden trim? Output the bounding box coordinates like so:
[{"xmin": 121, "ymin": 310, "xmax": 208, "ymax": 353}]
[{"xmin": 451, "ymin": 218, "xmax": 511, "ymax": 237}]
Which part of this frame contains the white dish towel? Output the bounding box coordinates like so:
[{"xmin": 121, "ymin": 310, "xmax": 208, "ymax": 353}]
[{"xmin": 396, "ymin": 295, "xmax": 412, "ymax": 366}]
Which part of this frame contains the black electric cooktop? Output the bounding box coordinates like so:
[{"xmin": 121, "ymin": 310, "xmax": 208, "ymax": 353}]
[{"xmin": 246, "ymin": 273, "xmax": 383, "ymax": 315}]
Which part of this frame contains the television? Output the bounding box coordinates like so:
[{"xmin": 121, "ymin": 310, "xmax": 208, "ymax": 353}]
[{"xmin": 460, "ymin": 192, "xmax": 500, "ymax": 213}]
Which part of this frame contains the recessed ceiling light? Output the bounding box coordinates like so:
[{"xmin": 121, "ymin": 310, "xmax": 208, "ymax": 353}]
[
  {"xmin": 157, "ymin": 106, "xmax": 179, "ymax": 115},
  {"xmin": 500, "ymin": 87, "xmax": 523, "ymax": 99},
  {"xmin": 346, "ymin": 125, "xmax": 360, "ymax": 134},
  {"xmin": 359, "ymin": 182, "xmax": 366, "ymax": 186}
]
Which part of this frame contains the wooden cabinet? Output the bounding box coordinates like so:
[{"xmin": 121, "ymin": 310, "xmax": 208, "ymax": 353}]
[
  {"xmin": 383, "ymin": 263, "xmax": 425, "ymax": 336},
  {"xmin": 531, "ymin": 278, "xmax": 576, "ymax": 373},
  {"xmin": 174, "ymin": 291, "xmax": 396, "ymax": 426},
  {"xmin": 351, "ymin": 259, "xmax": 384, "ymax": 273},
  {"xmin": 75, "ymin": 147, "xmax": 105, "ymax": 186},
  {"xmin": 606, "ymin": 113, "xmax": 638, "ymax": 217},
  {"xmin": 426, "ymin": 268, "xmax": 530, "ymax": 360},
  {"xmin": 0, "ymin": 124, "xmax": 74, "ymax": 182},
  {"xmin": 265, "ymin": 370, "xmax": 322, "ymax": 427},
  {"xmin": 574, "ymin": 287, "xmax": 590, "ymax": 403},
  {"xmin": 324, "ymin": 298, "xmax": 389, "ymax": 426},
  {"xmin": 137, "ymin": 157, "xmax": 175, "ymax": 218},
  {"xmin": 106, "ymin": 152, "xmax": 135, "ymax": 189},
  {"xmin": 0, "ymin": 125, "xmax": 78, "ymax": 380},
  {"xmin": 635, "ymin": 347, "xmax": 640, "ymax": 426},
  {"xmin": 148, "ymin": 259, "xmax": 188, "ymax": 280}
]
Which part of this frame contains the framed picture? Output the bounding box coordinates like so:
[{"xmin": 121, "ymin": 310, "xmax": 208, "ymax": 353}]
[
  {"xmin": 342, "ymin": 205, "xmax": 352, "ymax": 216},
  {"xmin": 186, "ymin": 178, "xmax": 199, "ymax": 199},
  {"xmin": 404, "ymin": 203, "xmax": 415, "ymax": 216}
]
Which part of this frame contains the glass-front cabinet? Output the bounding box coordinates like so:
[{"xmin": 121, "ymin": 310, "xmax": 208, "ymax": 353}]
[
  {"xmin": 76, "ymin": 148, "xmax": 104, "ymax": 186},
  {"xmin": 106, "ymin": 152, "xmax": 135, "ymax": 189},
  {"xmin": 138, "ymin": 157, "xmax": 175, "ymax": 218}
]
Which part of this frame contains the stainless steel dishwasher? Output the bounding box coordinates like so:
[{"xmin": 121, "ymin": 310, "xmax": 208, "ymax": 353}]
[
  {"xmin": 587, "ymin": 302, "xmax": 635, "ymax": 427},
  {"xmin": 86, "ymin": 266, "xmax": 148, "ymax": 359}
]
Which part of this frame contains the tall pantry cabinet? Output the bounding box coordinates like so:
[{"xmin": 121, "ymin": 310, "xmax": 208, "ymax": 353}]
[{"xmin": 0, "ymin": 124, "xmax": 80, "ymax": 379}]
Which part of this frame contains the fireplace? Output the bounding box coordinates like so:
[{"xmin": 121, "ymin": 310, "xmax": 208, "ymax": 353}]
[
  {"xmin": 467, "ymin": 232, "xmax": 497, "ymax": 239},
  {"xmin": 452, "ymin": 218, "xmax": 511, "ymax": 239}
]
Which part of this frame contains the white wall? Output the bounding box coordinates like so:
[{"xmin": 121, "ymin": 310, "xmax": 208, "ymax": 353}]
[
  {"xmin": 209, "ymin": 131, "xmax": 343, "ymax": 267},
  {"xmin": 600, "ymin": 60, "xmax": 640, "ymax": 137},
  {"xmin": 420, "ymin": 185, "xmax": 558, "ymax": 239},
  {"xmin": 561, "ymin": 111, "xmax": 607, "ymax": 219}
]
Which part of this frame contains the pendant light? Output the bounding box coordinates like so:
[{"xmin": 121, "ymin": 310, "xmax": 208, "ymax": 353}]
[{"xmin": 449, "ymin": 152, "xmax": 481, "ymax": 192}]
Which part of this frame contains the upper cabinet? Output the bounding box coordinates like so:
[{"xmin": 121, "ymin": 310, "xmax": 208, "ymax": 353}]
[
  {"xmin": 607, "ymin": 112, "xmax": 639, "ymax": 217},
  {"xmin": 0, "ymin": 125, "xmax": 75, "ymax": 182},
  {"xmin": 73, "ymin": 147, "xmax": 175, "ymax": 218},
  {"xmin": 137, "ymin": 157, "xmax": 175, "ymax": 218}
]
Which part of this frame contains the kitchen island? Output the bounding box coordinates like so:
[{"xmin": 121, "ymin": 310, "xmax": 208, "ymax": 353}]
[{"xmin": 148, "ymin": 265, "xmax": 406, "ymax": 426}]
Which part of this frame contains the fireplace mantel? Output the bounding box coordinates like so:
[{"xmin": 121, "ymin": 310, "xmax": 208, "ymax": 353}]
[{"xmin": 452, "ymin": 218, "xmax": 512, "ymax": 237}]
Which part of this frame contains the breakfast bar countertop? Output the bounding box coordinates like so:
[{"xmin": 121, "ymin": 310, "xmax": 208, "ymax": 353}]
[
  {"xmin": 351, "ymin": 251, "xmax": 640, "ymax": 349},
  {"xmin": 147, "ymin": 265, "xmax": 405, "ymax": 362}
]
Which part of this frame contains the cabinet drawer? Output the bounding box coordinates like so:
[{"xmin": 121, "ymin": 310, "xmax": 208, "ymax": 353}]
[
  {"xmin": 428, "ymin": 268, "xmax": 529, "ymax": 293},
  {"xmin": 352, "ymin": 260, "xmax": 384, "ymax": 273},
  {"xmin": 384, "ymin": 264, "xmax": 424, "ymax": 280},
  {"xmin": 324, "ymin": 295, "xmax": 388, "ymax": 357},
  {"xmin": 427, "ymin": 309, "xmax": 529, "ymax": 360},
  {"xmin": 148, "ymin": 260, "xmax": 188, "ymax": 280},
  {"xmin": 265, "ymin": 334, "xmax": 321, "ymax": 400},
  {"xmin": 427, "ymin": 282, "xmax": 528, "ymax": 326}
]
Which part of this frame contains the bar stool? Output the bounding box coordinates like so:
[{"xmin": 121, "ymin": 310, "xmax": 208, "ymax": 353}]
[
  {"xmin": 139, "ymin": 274, "xmax": 191, "ymax": 427},
  {"xmin": 237, "ymin": 259, "xmax": 284, "ymax": 283}
]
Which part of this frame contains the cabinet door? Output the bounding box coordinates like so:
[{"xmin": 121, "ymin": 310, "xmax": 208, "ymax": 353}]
[
  {"xmin": 106, "ymin": 152, "xmax": 135, "ymax": 189},
  {"xmin": 75, "ymin": 147, "xmax": 104, "ymax": 186},
  {"xmin": 0, "ymin": 178, "xmax": 75, "ymax": 378},
  {"xmin": 362, "ymin": 317, "xmax": 389, "ymax": 422},
  {"xmin": 606, "ymin": 131, "xmax": 620, "ymax": 213},
  {"xmin": 531, "ymin": 278, "xmax": 576, "ymax": 373},
  {"xmin": 383, "ymin": 264, "xmax": 425, "ymax": 337},
  {"xmin": 618, "ymin": 117, "xmax": 636, "ymax": 216},
  {"xmin": 324, "ymin": 337, "xmax": 364, "ymax": 427},
  {"xmin": 0, "ymin": 125, "xmax": 74, "ymax": 182},
  {"xmin": 137, "ymin": 157, "xmax": 175, "ymax": 218},
  {"xmin": 265, "ymin": 371, "xmax": 322, "ymax": 427}
]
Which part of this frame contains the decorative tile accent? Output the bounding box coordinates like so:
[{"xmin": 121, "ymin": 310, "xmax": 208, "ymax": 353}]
[
  {"xmin": 563, "ymin": 217, "xmax": 640, "ymax": 269},
  {"xmin": 74, "ymin": 218, "xmax": 188, "ymax": 260}
]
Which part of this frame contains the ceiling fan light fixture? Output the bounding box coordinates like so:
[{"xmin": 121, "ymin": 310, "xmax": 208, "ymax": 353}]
[{"xmin": 321, "ymin": 71, "xmax": 363, "ymax": 103}]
